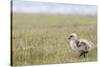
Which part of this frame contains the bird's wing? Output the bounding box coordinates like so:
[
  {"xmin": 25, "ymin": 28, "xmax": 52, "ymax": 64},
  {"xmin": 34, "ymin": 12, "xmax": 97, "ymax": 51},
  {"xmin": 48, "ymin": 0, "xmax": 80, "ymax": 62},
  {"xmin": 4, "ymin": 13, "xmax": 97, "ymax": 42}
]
[{"xmin": 78, "ymin": 39, "xmax": 93, "ymax": 51}]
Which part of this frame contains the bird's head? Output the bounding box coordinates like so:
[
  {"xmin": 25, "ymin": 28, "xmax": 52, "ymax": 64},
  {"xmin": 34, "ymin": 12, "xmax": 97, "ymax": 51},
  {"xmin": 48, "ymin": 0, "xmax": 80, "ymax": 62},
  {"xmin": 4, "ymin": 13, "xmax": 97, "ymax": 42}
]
[{"xmin": 68, "ymin": 33, "xmax": 77, "ymax": 40}]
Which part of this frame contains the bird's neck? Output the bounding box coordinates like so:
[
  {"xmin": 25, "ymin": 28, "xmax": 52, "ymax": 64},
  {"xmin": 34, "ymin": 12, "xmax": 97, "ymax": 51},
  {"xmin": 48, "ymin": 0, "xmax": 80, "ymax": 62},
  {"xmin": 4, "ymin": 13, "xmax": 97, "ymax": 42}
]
[
  {"xmin": 70, "ymin": 39, "xmax": 78, "ymax": 46},
  {"xmin": 71, "ymin": 38, "xmax": 78, "ymax": 42}
]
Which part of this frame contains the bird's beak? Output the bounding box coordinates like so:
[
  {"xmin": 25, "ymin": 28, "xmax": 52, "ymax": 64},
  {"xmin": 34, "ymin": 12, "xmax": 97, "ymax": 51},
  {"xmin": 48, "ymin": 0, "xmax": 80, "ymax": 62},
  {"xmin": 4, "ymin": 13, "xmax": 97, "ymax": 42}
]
[{"xmin": 68, "ymin": 36, "xmax": 71, "ymax": 40}]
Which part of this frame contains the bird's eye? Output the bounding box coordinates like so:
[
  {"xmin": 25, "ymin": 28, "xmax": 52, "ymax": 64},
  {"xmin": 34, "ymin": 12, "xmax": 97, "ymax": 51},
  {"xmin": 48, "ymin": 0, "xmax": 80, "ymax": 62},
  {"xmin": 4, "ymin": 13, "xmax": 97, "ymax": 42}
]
[{"xmin": 70, "ymin": 35, "xmax": 73, "ymax": 37}]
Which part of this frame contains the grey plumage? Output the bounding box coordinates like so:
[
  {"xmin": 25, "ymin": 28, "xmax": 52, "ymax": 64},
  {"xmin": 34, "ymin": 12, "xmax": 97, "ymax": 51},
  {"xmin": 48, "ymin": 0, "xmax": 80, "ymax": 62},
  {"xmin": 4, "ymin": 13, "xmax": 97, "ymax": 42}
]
[{"xmin": 68, "ymin": 33, "xmax": 93, "ymax": 58}]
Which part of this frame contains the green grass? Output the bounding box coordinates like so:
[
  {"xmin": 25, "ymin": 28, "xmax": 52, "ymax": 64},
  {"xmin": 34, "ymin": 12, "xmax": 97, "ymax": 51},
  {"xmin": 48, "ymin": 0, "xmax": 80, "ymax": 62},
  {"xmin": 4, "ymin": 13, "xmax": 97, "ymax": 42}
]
[{"xmin": 12, "ymin": 13, "xmax": 97, "ymax": 66}]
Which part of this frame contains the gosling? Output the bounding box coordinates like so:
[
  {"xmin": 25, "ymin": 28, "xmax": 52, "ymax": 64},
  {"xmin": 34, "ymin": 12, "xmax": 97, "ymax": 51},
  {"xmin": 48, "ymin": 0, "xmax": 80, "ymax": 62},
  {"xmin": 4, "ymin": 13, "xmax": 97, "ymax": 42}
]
[{"xmin": 68, "ymin": 33, "xmax": 93, "ymax": 58}]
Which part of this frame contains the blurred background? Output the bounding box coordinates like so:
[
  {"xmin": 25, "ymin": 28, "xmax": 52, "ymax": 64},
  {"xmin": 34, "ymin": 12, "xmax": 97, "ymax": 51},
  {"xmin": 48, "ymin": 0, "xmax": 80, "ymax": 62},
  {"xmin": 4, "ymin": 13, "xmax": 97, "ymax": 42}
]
[{"xmin": 12, "ymin": 0, "xmax": 97, "ymax": 16}]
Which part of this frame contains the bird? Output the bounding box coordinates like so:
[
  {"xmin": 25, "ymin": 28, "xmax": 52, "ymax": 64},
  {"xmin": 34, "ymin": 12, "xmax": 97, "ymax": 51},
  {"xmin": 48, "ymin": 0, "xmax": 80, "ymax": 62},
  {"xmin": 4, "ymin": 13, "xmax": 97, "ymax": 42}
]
[{"xmin": 68, "ymin": 33, "xmax": 93, "ymax": 58}]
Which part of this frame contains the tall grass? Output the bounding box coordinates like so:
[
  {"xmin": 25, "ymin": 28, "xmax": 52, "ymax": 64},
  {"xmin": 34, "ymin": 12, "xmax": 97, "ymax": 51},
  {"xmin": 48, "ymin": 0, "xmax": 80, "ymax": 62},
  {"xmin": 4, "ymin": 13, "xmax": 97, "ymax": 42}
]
[{"xmin": 12, "ymin": 13, "xmax": 97, "ymax": 66}]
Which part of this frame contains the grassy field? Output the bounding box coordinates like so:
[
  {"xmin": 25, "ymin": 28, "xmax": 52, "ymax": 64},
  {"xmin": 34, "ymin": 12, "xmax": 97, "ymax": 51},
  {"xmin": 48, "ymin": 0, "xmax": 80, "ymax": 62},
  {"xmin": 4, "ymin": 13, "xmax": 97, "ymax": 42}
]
[{"xmin": 12, "ymin": 13, "xmax": 97, "ymax": 66}]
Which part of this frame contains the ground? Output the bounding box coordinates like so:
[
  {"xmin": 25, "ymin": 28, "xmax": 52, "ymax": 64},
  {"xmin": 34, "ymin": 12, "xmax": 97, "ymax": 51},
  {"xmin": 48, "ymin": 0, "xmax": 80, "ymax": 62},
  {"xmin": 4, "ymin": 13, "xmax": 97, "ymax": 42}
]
[{"xmin": 12, "ymin": 13, "xmax": 97, "ymax": 66}]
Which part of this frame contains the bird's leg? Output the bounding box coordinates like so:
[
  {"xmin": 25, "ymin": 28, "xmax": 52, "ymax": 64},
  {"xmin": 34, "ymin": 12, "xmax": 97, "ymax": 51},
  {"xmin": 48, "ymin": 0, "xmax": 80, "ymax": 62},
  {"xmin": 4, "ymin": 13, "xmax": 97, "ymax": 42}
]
[
  {"xmin": 85, "ymin": 51, "xmax": 88, "ymax": 53},
  {"xmin": 83, "ymin": 52, "xmax": 86, "ymax": 58},
  {"xmin": 79, "ymin": 51, "xmax": 84, "ymax": 57},
  {"xmin": 79, "ymin": 51, "xmax": 88, "ymax": 58},
  {"xmin": 79, "ymin": 50, "xmax": 87, "ymax": 58},
  {"xmin": 83, "ymin": 51, "xmax": 88, "ymax": 58}
]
